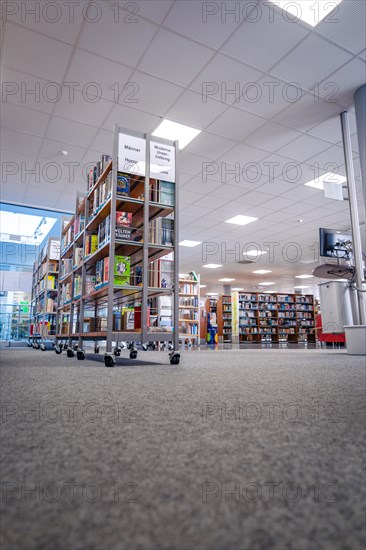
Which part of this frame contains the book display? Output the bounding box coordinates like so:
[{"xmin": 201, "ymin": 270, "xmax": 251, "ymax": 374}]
[
  {"xmin": 230, "ymin": 291, "xmax": 315, "ymax": 343},
  {"xmin": 29, "ymin": 237, "xmax": 60, "ymax": 350},
  {"xmin": 54, "ymin": 125, "xmax": 180, "ymax": 366},
  {"xmin": 179, "ymin": 272, "xmax": 200, "ymax": 345}
]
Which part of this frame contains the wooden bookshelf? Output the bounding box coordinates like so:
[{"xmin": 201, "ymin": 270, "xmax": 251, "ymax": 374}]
[
  {"xmin": 231, "ymin": 292, "xmax": 315, "ymax": 343},
  {"xmin": 217, "ymin": 295, "xmax": 232, "ymax": 343},
  {"xmin": 179, "ymin": 274, "xmax": 200, "ymax": 343}
]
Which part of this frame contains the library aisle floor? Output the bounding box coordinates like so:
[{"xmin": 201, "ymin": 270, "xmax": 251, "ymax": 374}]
[{"xmin": 1, "ymin": 348, "xmax": 365, "ymax": 550}]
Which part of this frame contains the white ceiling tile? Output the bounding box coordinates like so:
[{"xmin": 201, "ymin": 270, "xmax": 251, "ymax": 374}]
[
  {"xmin": 3, "ymin": 24, "xmax": 73, "ymax": 82},
  {"xmin": 318, "ymin": 58, "xmax": 366, "ymax": 108},
  {"xmin": 211, "ymin": 184, "xmax": 250, "ymax": 200},
  {"xmin": 0, "ymin": 150, "xmax": 37, "ymax": 186},
  {"xmin": 218, "ymin": 142, "xmax": 269, "ymax": 165},
  {"xmin": 207, "ymin": 106, "xmax": 266, "ymax": 141},
  {"xmin": 182, "ymin": 176, "xmax": 221, "ymax": 196},
  {"xmin": 244, "ymin": 121, "xmax": 302, "ymax": 152},
  {"xmin": 184, "ymin": 132, "xmax": 237, "ymax": 160},
  {"xmin": 55, "ymin": 192, "xmax": 78, "ymax": 211},
  {"xmin": 270, "ymin": 34, "xmax": 352, "ymax": 90},
  {"xmin": 138, "ymin": 28, "xmax": 214, "ymax": 87},
  {"xmin": 280, "ymin": 185, "xmax": 319, "ymax": 202},
  {"xmin": 53, "ymin": 90, "xmax": 113, "ymax": 128},
  {"xmin": 64, "ymin": 49, "xmax": 134, "ymax": 102},
  {"xmin": 281, "ymin": 201, "xmax": 317, "ymax": 216},
  {"xmin": 165, "ymin": 90, "xmax": 228, "ymax": 129},
  {"xmin": 254, "ymin": 152, "xmax": 298, "ymax": 180},
  {"xmin": 273, "ymin": 92, "xmax": 342, "ymax": 132},
  {"xmin": 222, "ymin": 11, "xmax": 309, "ymax": 72},
  {"xmin": 1, "ymin": 128, "xmax": 43, "ymax": 157},
  {"xmin": 163, "ymin": 0, "xmax": 247, "ymax": 48},
  {"xmin": 1, "ymin": 103, "xmax": 50, "ymax": 137},
  {"xmin": 102, "ymin": 103, "xmax": 160, "ymax": 133},
  {"xmin": 127, "ymin": 71, "xmax": 184, "ymax": 116},
  {"xmin": 256, "ymin": 180, "xmax": 298, "ymax": 196},
  {"xmin": 277, "ymin": 134, "xmax": 332, "ymax": 162},
  {"xmin": 37, "ymin": 139, "xmax": 86, "ymax": 164},
  {"xmin": 78, "ymin": 16, "xmax": 158, "ymax": 67},
  {"xmin": 179, "ymin": 151, "xmax": 211, "ymax": 176},
  {"xmin": 259, "ymin": 196, "xmax": 297, "ymax": 211},
  {"xmin": 89, "ymin": 130, "xmax": 114, "ymax": 154},
  {"xmin": 305, "ymin": 144, "xmax": 346, "ymax": 171},
  {"xmin": 178, "ymin": 172, "xmax": 195, "ymax": 186},
  {"xmin": 315, "ymin": 0, "xmax": 366, "ymax": 54},
  {"xmin": 237, "ymin": 75, "xmax": 299, "ymax": 118},
  {"xmin": 358, "ymin": 49, "xmax": 366, "ymax": 61},
  {"xmin": 46, "ymin": 117, "xmax": 98, "ymax": 148},
  {"xmin": 125, "ymin": 0, "xmax": 174, "ymax": 24},
  {"xmin": 235, "ymin": 190, "xmax": 275, "ymax": 206},
  {"xmin": 179, "ymin": 189, "xmax": 202, "ymax": 206},
  {"xmin": 0, "ymin": 68, "xmax": 55, "ymax": 115},
  {"xmin": 5, "ymin": 3, "xmax": 84, "ymax": 45},
  {"xmin": 0, "ymin": 183, "xmax": 25, "ymax": 201},
  {"xmin": 307, "ymin": 115, "xmax": 343, "ymax": 143},
  {"xmin": 190, "ymin": 53, "xmax": 264, "ymax": 103}
]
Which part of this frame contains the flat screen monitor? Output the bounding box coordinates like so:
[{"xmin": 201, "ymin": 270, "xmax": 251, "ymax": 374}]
[{"xmin": 319, "ymin": 228, "xmax": 352, "ymax": 259}]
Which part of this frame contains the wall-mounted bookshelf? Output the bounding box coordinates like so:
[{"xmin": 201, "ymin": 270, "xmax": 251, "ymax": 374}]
[
  {"xmin": 231, "ymin": 291, "xmax": 315, "ymax": 343},
  {"xmin": 29, "ymin": 237, "xmax": 60, "ymax": 350},
  {"xmin": 179, "ymin": 272, "xmax": 200, "ymax": 345},
  {"xmin": 54, "ymin": 125, "xmax": 180, "ymax": 366}
]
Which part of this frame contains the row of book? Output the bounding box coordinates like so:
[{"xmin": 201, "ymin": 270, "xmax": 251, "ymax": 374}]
[
  {"xmin": 179, "ymin": 283, "xmax": 198, "ymax": 295},
  {"xmin": 180, "ymin": 322, "xmax": 199, "ymax": 335},
  {"xmin": 87, "ymin": 154, "xmax": 112, "ymax": 191},
  {"xmin": 149, "ymin": 218, "xmax": 174, "ymax": 246},
  {"xmin": 60, "ymin": 258, "xmax": 73, "ymax": 279},
  {"xmin": 180, "ymin": 310, "xmax": 199, "ymax": 321},
  {"xmin": 61, "ymin": 220, "xmax": 74, "ymax": 252},
  {"xmin": 74, "ymin": 213, "xmax": 85, "ymax": 236},
  {"xmin": 179, "ymin": 297, "xmax": 199, "ymax": 307},
  {"xmin": 149, "ymin": 179, "xmax": 175, "ymax": 205}
]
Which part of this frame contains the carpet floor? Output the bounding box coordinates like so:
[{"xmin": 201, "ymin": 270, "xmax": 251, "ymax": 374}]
[{"xmin": 1, "ymin": 347, "xmax": 365, "ymax": 550}]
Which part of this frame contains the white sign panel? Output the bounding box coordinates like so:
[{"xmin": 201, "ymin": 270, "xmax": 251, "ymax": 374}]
[
  {"xmin": 323, "ymin": 181, "xmax": 344, "ymax": 201},
  {"xmin": 150, "ymin": 141, "xmax": 175, "ymax": 183},
  {"xmin": 118, "ymin": 133, "xmax": 146, "ymax": 176}
]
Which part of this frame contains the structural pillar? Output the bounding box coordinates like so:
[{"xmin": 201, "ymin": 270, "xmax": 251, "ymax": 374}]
[{"xmin": 354, "ymin": 84, "xmax": 366, "ymax": 210}]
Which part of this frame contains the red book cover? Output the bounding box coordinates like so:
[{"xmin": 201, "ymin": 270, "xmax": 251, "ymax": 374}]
[
  {"xmin": 116, "ymin": 212, "xmax": 132, "ymax": 227},
  {"xmin": 103, "ymin": 257, "xmax": 109, "ymax": 283}
]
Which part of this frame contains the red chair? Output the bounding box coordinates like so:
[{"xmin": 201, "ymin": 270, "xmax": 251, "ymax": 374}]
[{"xmin": 315, "ymin": 314, "xmax": 346, "ymax": 345}]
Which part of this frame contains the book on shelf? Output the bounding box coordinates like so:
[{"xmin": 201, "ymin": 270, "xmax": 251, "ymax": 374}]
[
  {"xmin": 73, "ymin": 275, "xmax": 82, "ymax": 298},
  {"xmin": 115, "ymin": 211, "xmax": 132, "ymax": 240},
  {"xmin": 74, "ymin": 213, "xmax": 85, "ymax": 236},
  {"xmin": 114, "ymin": 256, "xmax": 130, "ymax": 286},
  {"xmin": 88, "ymin": 154, "xmax": 112, "ymax": 191},
  {"xmin": 85, "ymin": 234, "xmax": 98, "ymax": 256},
  {"xmin": 85, "ymin": 275, "xmax": 96, "ymax": 295},
  {"xmin": 74, "ymin": 247, "xmax": 83, "ymax": 268},
  {"xmin": 149, "ymin": 218, "xmax": 174, "ymax": 246},
  {"xmin": 117, "ymin": 172, "xmax": 130, "ymax": 196}
]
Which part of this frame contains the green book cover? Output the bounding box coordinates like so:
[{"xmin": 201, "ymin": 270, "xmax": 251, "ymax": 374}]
[{"xmin": 114, "ymin": 255, "xmax": 130, "ymax": 286}]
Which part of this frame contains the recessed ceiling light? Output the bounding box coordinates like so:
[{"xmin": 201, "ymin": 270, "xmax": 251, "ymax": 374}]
[
  {"xmin": 207, "ymin": 292, "xmax": 219, "ymax": 296},
  {"xmin": 253, "ymin": 269, "xmax": 272, "ymax": 274},
  {"xmin": 304, "ymin": 172, "xmax": 346, "ymax": 190},
  {"xmin": 258, "ymin": 282, "xmax": 275, "ymax": 286},
  {"xmin": 294, "ymin": 285, "xmax": 309, "ymax": 289},
  {"xmin": 268, "ymin": 0, "xmax": 343, "ymax": 27},
  {"xmin": 245, "ymin": 250, "xmax": 267, "ymax": 257},
  {"xmin": 179, "ymin": 240, "xmax": 202, "ymax": 247},
  {"xmin": 232, "ymin": 287, "xmax": 244, "ymax": 291},
  {"xmin": 152, "ymin": 119, "xmax": 201, "ymax": 149},
  {"xmin": 219, "ymin": 278, "xmax": 235, "ymax": 282},
  {"xmin": 203, "ymin": 264, "xmax": 222, "ymax": 269},
  {"xmin": 60, "ymin": 150, "xmax": 68, "ymax": 156},
  {"xmin": 298, "ymin": 219, "xmax": 303, "ymax": 223},
  {"xmin": 295, "ymin": 275, "xmax": 314, "ymax": 279},
  {"xmin": 199, "ymin": 285, "xmax": 207, "ymax": 288},
  {"xmin": 225, "ymin": 215, "xmax": 258, "ymax": 226}
]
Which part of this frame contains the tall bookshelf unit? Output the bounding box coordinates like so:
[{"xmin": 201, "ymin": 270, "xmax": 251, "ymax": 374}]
[
  {"xmin": 55, "ymin": 125, "xmax": 180, "ymax": 366},
  {"xmin": 232, "ymin": 292, "xmax": 315, "ymax": 344},
  {"xmin": 29, "ymin": 237, "xmax": 60, "ymax": 350},
  {"xmin": 217, "ymin": 295, "xmax": 232, "ymax": 343},
  {"xmin": 179, "ymin": 273, "xmax": 200, "ymax": 345}
]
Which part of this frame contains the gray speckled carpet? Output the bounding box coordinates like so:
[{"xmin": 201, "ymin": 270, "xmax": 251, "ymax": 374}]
[{"xmin": 1, "ymin": 347, "xmax": 365, "ymax": 550}]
